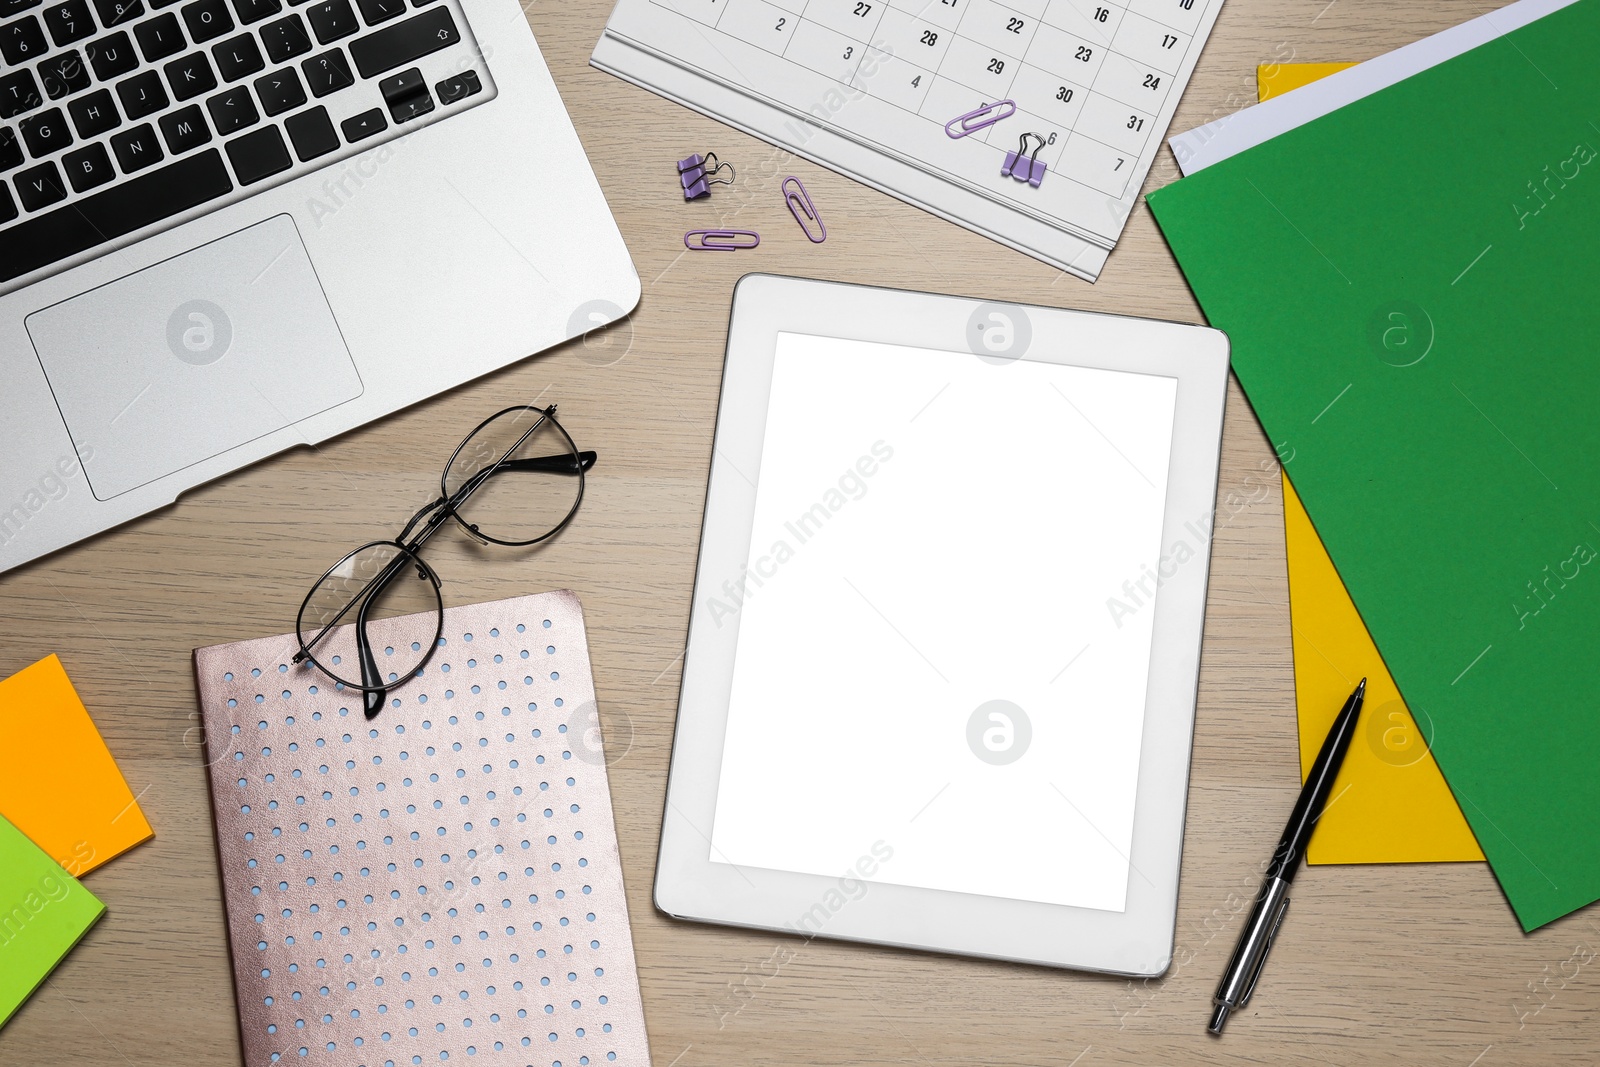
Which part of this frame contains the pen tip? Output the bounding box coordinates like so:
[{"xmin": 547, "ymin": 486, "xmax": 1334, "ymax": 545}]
[
  {"xmin": 1208, "ymin": 1004, "xmax": 1230, "ymax": 1035},
  {"xmin": 1355, "ymin": 678, "xmax": 1367, "ymax": 697}
]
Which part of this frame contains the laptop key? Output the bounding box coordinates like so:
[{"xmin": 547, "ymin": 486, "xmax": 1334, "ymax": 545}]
[
  {"xmin": 0, "ymin": 70, "xmax": 43, "ymax": 119},
  {"xmin": 90, "ymin": 0, "xmax": 142, "ymax": 26},
  {"xmin": 87, "ymin": 31, "xmax": 140, "ymax": 79},
  {"xmin": 434, "ymin": 69, "xmax": 479, "ymax": 105},
  {"xmin": 39, "ymin": 50, "xmax": 92, "ymax": 99},
  {"xmin": 19, "ymin": 107, "xmax": 70, "ymax": 156},
  {"xmin": 0, "ymin": 148, "xmax": 232, "ymax": 282},
  {"xmin": 283, "ymin": 102, "xmax": 335, "ymax": 160},
  {"xmin": 110, "ymin": 121, "xmax": 162, "ymax": 171},
  {"xmin": 1, "ymin": 0, "xmax": 42, "ymax": 16},
  {"xmin": 1, "ymin": 16, "xmax": 47, "ymax": 64},
  {"xmin": 165, "ymin": 51, "xmax": 218, "ymax": 100},
  {"xmin": 348, "ymin": 6, "xmax": 455, "ymax": 79},
  {"xmin": 0, "ymin": 127, "xmax": 22, "ymax": 171},
  {"xmin": 0, "ymin": 183, "xmax": 15, "ymax": 224},
  {"xmin": 15, "ymin": 160, "xmax": 66, "ymax": 210},
  {"xmin": 339, "ymin": 104, "xmax": 383, "ymax": 142},
  {"xmin": 231, "ymin": 0, "xmax": 277, "ymax": 22},
  {"xmin": 206, "ymin": 84, "xmax": 257, "ymax": 133},
  {"xmin": 299, "ymin": 46, "xmax": 351, "ymax": 96},
  {"xmin": 63, "ymin": 140, "xmax": 114, "ymax": 191},
  {"xmin": 260, "ymin": 13, "xmax": 309, "ymax": 62},
  {"xmin": 253, "ymin": 66, "xmax": 304, "ymax": 115},
  {"xmin": 158, "ymin": 101, "xmax": 210, "ymax": 151},
  {"xmin": 117, "ymin": 69, "xmax": 168, "ymax": 117},
  {"xmin": 134, "ymin": 12, "xmax": 184, "ymax": 60},
  {"xmin": 212, "ymin": 31, "xmax": 264, "ymax": 79},
  {"xmin": 43, "ymin": 0, "xmax": 93, "ymax": 45},
  {"xmin": 304, "ymin": 0, "xmax": 353, "ymax": 43},
  {"xmin": 67, "ymin": 86, "xmax": 119, "ymax": 136},
  {"xmin": 181, "ymin": 0, "xmax": 231, "ymax": 42},
  {"xmin": 378, "ymin": 65, "xmax": 431, "ymax": 123},
  {"xmin": 224, "ymin": 122, "xmax": 288, "ymax": 183},
  {"xmin": 354, "ymin": 0, "xmax": 401, "ymax": 25}
]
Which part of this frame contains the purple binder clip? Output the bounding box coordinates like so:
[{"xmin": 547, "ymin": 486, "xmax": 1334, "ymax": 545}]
[
  {"xmin": 945, "ymin": 99, "xmax": 1016, "ymax": 139},
  {"xmin": 678, "ymin": 152, "xmax": 735, "ymax": 200},
  {"xmin": 1000, "ymin": 133, "xmax": 1048, "ymax": 188},
  {"xmin": 782, "ymin": 176, "xmax": 826, "ymax": 243}
]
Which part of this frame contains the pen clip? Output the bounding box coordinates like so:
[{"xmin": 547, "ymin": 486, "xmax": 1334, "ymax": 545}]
[{"xmin": 1240, "ymin": 892, "xmax": 1290, "ymax": 1007}]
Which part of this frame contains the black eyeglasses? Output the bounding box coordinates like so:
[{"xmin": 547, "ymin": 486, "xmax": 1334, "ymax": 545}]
[{"xmin": 293, "ymin": 404, "xmax": 593, "ymax": 718}]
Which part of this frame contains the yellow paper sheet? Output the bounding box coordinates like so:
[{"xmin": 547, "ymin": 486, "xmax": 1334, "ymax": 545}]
[
  {"xmin": 1284, "ymin": 476, "xmax": 1483, "ymax": 862},
  {"xmin": 1257, "ymin": 61, "xmax": 1357, "ymax": 100},
  {"xmin": 0, "ymin": 655, "xmax": 153, "ymax": 875}
]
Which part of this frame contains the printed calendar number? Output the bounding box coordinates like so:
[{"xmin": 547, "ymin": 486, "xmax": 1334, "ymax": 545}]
[
  {"xmin": 1055, "ymin": 130, "xmax": 1137, "ymax": 197},
  {"xmin": 1113, "ymin": 11, "xmax": 1190, "ymax": 74},
  {"xmin": 1076, "ymin": 45, "xmax": 1093, "ymax": 61},
  {"xmin": 717, "ymin": 0, "xmax": 800, "ymax": 53},
  {"xmin": 921, "ymin": 29, "xmax": 937, "ymax": 44},
  {"xmin": 806, "ymin": 0, "xmax": 886, "ymax": 43},
  {"xmin": 852, "ymin": 42, "xmax": 933, "ymax": 111}
]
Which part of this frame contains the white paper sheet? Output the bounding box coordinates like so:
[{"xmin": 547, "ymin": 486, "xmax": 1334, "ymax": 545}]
[
  {"xmin": 1167, "ymin": 0, "xmax": 1577, "ymax": 175},
  {"xmin": 594, "ymin": 0, "xmax": 1228, "ymax": 280}
]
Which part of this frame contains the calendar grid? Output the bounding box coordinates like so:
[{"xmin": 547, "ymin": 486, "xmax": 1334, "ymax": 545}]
[{"xmin": 634, "ymin": 0, "xmax": 1220, "ymax": 250}]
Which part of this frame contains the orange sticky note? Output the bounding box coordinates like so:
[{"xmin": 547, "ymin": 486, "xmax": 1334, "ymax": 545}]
[{"xmin": 0, "ymin": 655, "xmax": 153, "ymax": 875}]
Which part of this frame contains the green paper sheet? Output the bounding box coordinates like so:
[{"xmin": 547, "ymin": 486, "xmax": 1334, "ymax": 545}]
[
  {"xmin": 0, "ymin": 812, "xmax": 105, "ymax": 1028},
  {"xmin": 1149, "ymin": 0, "xmax": 1600, "ymax": 930}
]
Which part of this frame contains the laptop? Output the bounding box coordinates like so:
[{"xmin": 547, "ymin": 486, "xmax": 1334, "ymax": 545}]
[{"xmin": 0, "ymin": 0, "xmax": 637, "ymax": 573}]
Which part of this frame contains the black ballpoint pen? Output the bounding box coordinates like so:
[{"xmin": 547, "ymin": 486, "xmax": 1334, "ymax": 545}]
[{"xmin": 1208, "ymin": 678, "xmax": 1367, "ymax": 1035}]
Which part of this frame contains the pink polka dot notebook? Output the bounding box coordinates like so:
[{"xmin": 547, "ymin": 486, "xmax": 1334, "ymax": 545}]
[{"xmin": 193, "ymin": 591, "xmax": 651, "ymax": 1067}]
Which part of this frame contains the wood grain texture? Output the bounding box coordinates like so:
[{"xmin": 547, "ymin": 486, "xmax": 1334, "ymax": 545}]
[{"xmin": 2, "ymin": 0, "xmax": 1596, "ymax": 1064}]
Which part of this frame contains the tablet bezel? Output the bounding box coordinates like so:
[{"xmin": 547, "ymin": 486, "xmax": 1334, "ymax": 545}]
[{"xmin": 655, "ymin": 274, "xmax": 1230, "ymax": 976}]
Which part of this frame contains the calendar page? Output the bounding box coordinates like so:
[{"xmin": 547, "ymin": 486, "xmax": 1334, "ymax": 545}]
[{"xmin": 592, "ymin": 0, "xmax": 1225, "ymax": 280}]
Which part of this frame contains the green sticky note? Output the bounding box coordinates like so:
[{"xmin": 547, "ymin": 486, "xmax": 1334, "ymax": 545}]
[
  {"xmin": 0, "ymin": 812, "xmax": 105, "ymax": 1028},
  {"xmin": 1149, "ymin": 0, "xmax": 1600, "ymax": 930}
]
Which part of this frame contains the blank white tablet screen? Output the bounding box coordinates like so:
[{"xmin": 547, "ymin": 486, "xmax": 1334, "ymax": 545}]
[{"xmin": 709, "ymin": 333, "xmax": 1178, "ymax": 912}]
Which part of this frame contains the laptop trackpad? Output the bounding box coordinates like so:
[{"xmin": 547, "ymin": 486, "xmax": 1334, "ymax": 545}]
[{"xmin": 26, "ymin": 215, "xmax": 363, "ymax": 501}]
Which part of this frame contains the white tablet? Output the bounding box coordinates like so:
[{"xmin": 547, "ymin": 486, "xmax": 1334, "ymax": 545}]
[{"xmin": 656, "ymin": 275, "xmax": 1230, "ymax": 976}]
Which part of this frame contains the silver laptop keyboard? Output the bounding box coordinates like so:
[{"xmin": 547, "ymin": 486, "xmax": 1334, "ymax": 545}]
[{"xmin": 0, "ymin": 0, "xmax": 493, "ymax": 287}]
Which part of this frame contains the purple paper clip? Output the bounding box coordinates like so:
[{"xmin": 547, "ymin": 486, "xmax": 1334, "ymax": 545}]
[
  {"xmin": 782, "ymin": 176, "xmax": 826, "ymax": 244},
  {"xmin": 678, "ymin": 152, "xmax": 735, "ymax": 200},
  {"xmin": 945, "ymin": 99, "xmax": 1016, "ymax": 139},
  {"xmin": 685, "ymin": 229, "xmax": 761, "ymax": 251},
  {"xmin": 1000, "ymin": 132, "xmax": 1048, "ymax": 188}
]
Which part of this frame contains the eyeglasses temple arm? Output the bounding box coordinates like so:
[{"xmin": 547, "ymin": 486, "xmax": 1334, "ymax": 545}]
[
  {"xmin": 354, "ymin": 578, "xmax": 388, "ymax": 719},
  {"xmin": 494, "ymin": 451, "xmax": 597, "ymax": 475}
]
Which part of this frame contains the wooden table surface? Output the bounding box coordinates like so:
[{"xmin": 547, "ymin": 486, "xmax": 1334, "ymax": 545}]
[{"xmin": 3, "ymin": 0, "xmax": 1596, "ymax": 1064}]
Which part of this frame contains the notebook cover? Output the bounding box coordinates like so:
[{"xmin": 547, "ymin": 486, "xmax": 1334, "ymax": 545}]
[
  {"xmin": 0, "ymin": 653, "xmax": 153, "ymax": 876},
  {"xmin": 0, "ymin": 811, "xmax": 106, "ymax": 1029},
  {"xmin": 194, "ymin": 591, "xmax": 652, "ymax": 1066},
  {"xmin": 1148, "ymin": 0, "xmax": 1600, "ymax": 928}
]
